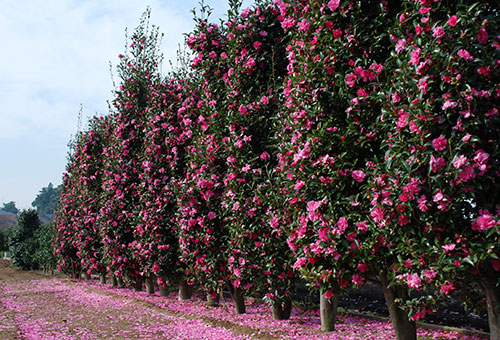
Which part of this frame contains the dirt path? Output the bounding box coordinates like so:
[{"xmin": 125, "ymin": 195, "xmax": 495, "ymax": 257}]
[
  {"xmin": 0, "ymin": 260, "xmax": 278, "ymax": 340},
  {"xmin": 0, "ymin": 260, "xmax": 489, "ymax": 340}
]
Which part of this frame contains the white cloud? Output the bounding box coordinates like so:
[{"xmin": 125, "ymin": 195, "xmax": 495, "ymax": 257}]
[{"xmin": 0, "ymin": 0, "xmax": 254, "ymax": 208}]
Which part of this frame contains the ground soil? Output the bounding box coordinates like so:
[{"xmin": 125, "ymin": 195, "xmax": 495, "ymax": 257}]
[{"xmin": 0, "ymin": 260, "xmax": 489, "ymax": 339}]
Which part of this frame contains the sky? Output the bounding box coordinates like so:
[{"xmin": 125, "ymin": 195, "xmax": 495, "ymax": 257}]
[{"xmin": 0, "ymin": 0, "xmax": 252, "ymax": 210}]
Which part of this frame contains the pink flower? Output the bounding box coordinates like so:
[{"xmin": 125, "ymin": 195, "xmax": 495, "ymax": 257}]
[
  {"xmin": 473, "ymin": 210, "xmax": 497, "ymax": 231},
  {"xmin": 442, "ymin": 100, "xmax": 458, "ymax": 110},
  {"xmin": 293, "ymin": 257, "xmax": 307, "ymax": 269},
  {"xmin": 440, "ymin": 281, "xmax": 454, "ymax": 295},
  {"xmin": 432, "ymin": 136, "xmax": 447, "ymax": 152},
  {"xmin": 477, "ymin": 28, "xmax": 488, "ymax": 44},
  {"xmin": 432, "ymin": 26, "xmax": 445, "ymax": 39},
  {"xmin": 423, "ymin": 268, "xmax": 437, "ymax": 280},
  {"xmin": 457, "ymin": 49, "xmax": 473, "ymax": 61},
  {"xmin": 318, "ymin": 227, "xmax": 329, "ymax": 242},
  {"xmin": 453, "ymin": 155, "xmax": 467, "ymax": 169},
  {"xmin": 324, "ymin": 290, "xmax": 335, "ymax": 299},
  {"xmin": 352, "ymin": 170, "xmax": 366, "ymax": 183},
  {"xmin": 233, "ymin": 279, "xmax": 241, "ymax": 288},
  {"xmin": 333, "ymin": 29, "xmax": 342, "ymax": 39},
  {"xmin": 395, "ymin": 39, "xmax": 407, "ymax": 52},
  {"xmin": 336, "ymin": 217, "xmax": 348, "ymax": 235},
  {"xmin": 407, "ymin": 273, "xmax": 422, "ymax": 289},
  {"xmin": 442, "ymin": 243, "xmax": 456, "ymax": 252},
  {"xmin": 352, "ymin": 274, "xmax": 365, "ymax": 285},
  {"xmin": 294, "ymin": 180, "xmax": 305, "ymax": 190},
  {"xmin": 448, "ymin": 15, "xmax": 457, "ymax": 27},
  {"xmin": 260, "ymin": 151, "xmax": 270, "ymax": 160},
  {"xmin": 261, "ymin": 95, "xmax": 269, "ymax": 105},
  {"xmin": 327, "ymin": 0, "xmax": 340, "ymax": 12},
  {"xmin": 253, "ymin": 41, "xmax": 262, "ymax": 50}
]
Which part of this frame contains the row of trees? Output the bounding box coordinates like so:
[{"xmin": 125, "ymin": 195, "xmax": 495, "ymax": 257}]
[{"xmin": 54, "ymin": 1, "xmax": 499, "ymax": 339}]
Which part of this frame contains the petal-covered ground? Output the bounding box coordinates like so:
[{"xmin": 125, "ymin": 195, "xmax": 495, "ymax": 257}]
[{"xmin": 0, "ymin": 269, "xmax": 488, "ymax": 340}]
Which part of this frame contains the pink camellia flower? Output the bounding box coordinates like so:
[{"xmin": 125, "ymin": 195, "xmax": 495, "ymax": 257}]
[
  {"xmin": 333, "ymin": 29, "xmax": 342, "ymax": 39},
  {"xmin": 324, "ymin": 290, "xmax": 335, "ymax": 299},
  {"xmin": 457, "ymin": 49, "xmax": 473, "ymax": 61},
  {"xmin": 448, "ymin": 15, "xmax": 458, "ymax": 27},
  {"xmin": 432, "ymin": 136, "xmax": 447, "ymax": 152},
  {"xmin": 261, "ymin": 95, "xmax": 269, "ymax": 105},
  {"xmin": 293, "ymin": 257, "xmax": 307, "ymax": 269},
  {"xmin": 453, "ymin": 155, "xmax": 467, "ymax": 169},
  {"xmin": 407, "ymin": 273, "xmax": 422, "ymax": 289},
  {"xmin": 260, "ymin": 151, "xmax": 270, "ymax": 160},
  {"xmin": 352, "ymin": 170, "xmax": 366, "ymax": 182},
  {"xmin": 253, "ymin": 41, "xmax": 262, "ymax": 50},
  {"xmin": 432, "ymin": 26, "xmax": 445, "ymax": 39},
  {"xmin": 424, "ymin": 268, "xmax": 437, "ymax": 281},
  {"xmin": 442, "ymin": 243, "xmax": 456, "ymax": 252},
  {"xmin": 440, "ymin": 281, "xmax": 455, "ymax": 295},
  {"xmin": 233, "ymin": 279, "xmax": 241, "ymax": 288},
  {"xmin": 352, "ymin": 273, "xmax": 365, "ymax": 285},
  {"xmin": 442, "ymin": 100, "xmax": 458, "ymax": 110},
  {"xmin": 473, "ymin": 210, "xmax": 497, "ymax": 231},
  {"xmin": 477, "ymin": 27, "xmax": 488, "ymax": 44},
  {"xmin": 327, "ymin": 0, "xmax": 340, "ymax": 12},
  {"xmin": 294, "ymin": 180, "xmax": 305, "ymax": 190}
]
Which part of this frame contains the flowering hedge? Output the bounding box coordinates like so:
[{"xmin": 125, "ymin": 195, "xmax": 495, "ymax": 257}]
[{"xmin": 54, "ymin": 0, "xmax": 499, "ymax": 337}]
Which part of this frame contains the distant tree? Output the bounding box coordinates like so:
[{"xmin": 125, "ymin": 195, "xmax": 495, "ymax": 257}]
[
  {"xmin": 31, "ymin": 183, "xmax": 62, "ymax": 215},
  {"xmin": 34, "ymin": 223, "xmax": 57, "ymax": 273},
  {"xmin": 9, "ymin": 209, "xmax": 41, "ymax": 270},
  {"xmin": 1, "ymin": 201, "xmax": 19, "ymax": 214},
  {"xmin": 0, "ymin": 230, "xmax": 7, "ymax": 252}
]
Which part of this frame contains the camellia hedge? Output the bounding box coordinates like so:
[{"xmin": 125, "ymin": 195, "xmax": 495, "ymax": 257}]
[{"xmin": 54, "ymin": 1, "xmax": 499, "ymax": 339}]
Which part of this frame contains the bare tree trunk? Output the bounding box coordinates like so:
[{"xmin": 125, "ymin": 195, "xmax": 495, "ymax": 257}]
[
  {"xmin": 117, "ymin": 277, "xmax": 125, "ymax": 288},
  {"xmin": 158, "ymin": 276, "xmax": 168, "ymax": 297},
  {"xmin": 145, "ymin": 276, "xmax": 155, "ymax": 295},
  {"xmin": 83, "ymin": 272, "xmax": 91, "ymax": 280},
  {"xmin": 178, "ymin": 280, "xmax": 192, "ymax": 300},
  {"xmin": 320, "ymin": 291, "xmax": 339, "ymax": 331},
  {"xmin": 227, "ymin": 282, "xmax": 245, "ymax": 314},
  {"xmin": 272, "ymin": 296, "xmax": 293, "ymax": 320},
  {"xmin": 479, "ymin": 268, "xmax": 500, "ymax": 340},
  {"xmin": 134, "ymin": 277, "xmax": 143, "ymax": 292},
  {"xmin": 111, "ymin": 275, "xmax": 118, "ymax": 287},
  {"xmin": 99, "ymin": 273, "xmax": 106, "ymax": 284},
  {"xmin": 380, "ymin": 273, "xmax": 416, "ymax": 340},
  {"xmin": 207, "ymin": 292, "xmax": 220, "ymax": 307}
]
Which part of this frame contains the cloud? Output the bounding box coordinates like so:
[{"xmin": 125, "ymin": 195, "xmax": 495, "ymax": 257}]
[{"xmin": 0, "ymin": 0, "xmax": 195, "ymax": 141}]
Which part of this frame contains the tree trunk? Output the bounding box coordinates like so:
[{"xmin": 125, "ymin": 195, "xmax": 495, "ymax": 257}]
[
  {"xmin": 83, "ymin": 272, "xmax": 91, "ymax": 280},
  {"xmin": 111, "ymin": 275, "xmax": 118, "ymax": 287},
  {"xmin": 134, "ymin": 278, "xmax": 143, "ymax": 292},
  {"xmin": 117, "ymin": 277, "xmax": 125, "ymax": 288},
  {"xmin": 479, "ymin": 268, "xmax": 500, "ymax": 340},
  {"xmin": 272, "ymin": 296, "xmax": 293, "ymax": 320},
  {"xmin": 99, "ymin": 273, "xmax": 106, "ymax": 285},
  {"xmin": 207, "ymin": 292, "xmax": 220, "ymax": 307},
  {"xmin": 380, "ymin": 273, "xmax": 416, "ymax": 340},
  {"xmin": 227, "ymin": 282, "xmax": 245, "ymax": 314},
  {"xmin": 178, "ymin": 280, "xmax": 192, "ymax": 300},
  {"xmin": 145, "ymin": 276, "xmax": 155, "ymax": 295},
  {"xmin": 320, "ymin": 291, "xmax": 339, "ymax": 331}
]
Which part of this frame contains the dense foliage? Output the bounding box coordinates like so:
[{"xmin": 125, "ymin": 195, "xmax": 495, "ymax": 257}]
[
  {"xmin": 31, "ymin": 183, "xmax": 62, "ymax": 215},
  {"xmin": 53, "ymin": 1, "xmax": 499, "ymax": 338}
]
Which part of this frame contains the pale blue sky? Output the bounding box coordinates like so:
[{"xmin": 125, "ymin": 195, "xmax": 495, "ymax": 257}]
[{"xmin": 0, "ymin": 0, "xmax": 252, "ymax": 209}]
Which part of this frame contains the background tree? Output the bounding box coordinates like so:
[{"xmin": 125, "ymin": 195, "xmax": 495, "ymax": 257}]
[
  {"xmin": 1, "ymin": 201, "xmax": 19, "ymax": 214},
  {"xmin": 31, "ymin": 183, "xmax": 62, "ymax": 215},
  {"xmin": 34, "ymin": 222, "xmax": 57, "ymax": 273},
  {"xmin": 8, "ymin": 209, "xmax": 41, "ymax": 270}
]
